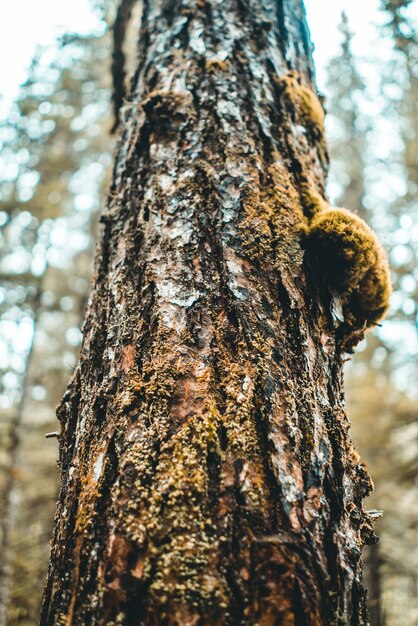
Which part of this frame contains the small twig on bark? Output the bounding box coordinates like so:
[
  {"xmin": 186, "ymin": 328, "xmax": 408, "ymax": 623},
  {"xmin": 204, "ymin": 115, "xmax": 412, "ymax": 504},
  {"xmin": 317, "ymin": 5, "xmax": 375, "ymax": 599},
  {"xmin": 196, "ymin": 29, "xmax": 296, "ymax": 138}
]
[{"xmin": 45, "ymin": 432, "xmax": 60, "ymax": 439}]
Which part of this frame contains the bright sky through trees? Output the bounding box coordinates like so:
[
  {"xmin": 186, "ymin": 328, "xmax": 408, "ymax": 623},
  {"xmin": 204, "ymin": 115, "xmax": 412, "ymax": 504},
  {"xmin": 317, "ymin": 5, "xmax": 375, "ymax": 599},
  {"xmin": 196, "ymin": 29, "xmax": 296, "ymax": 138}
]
[
  {"xmin": 0, "ymin": 0, "xmax": 394, "ymax": 117},
  {"xmin": 0, "ymin": 0, "xmax": 105, "ymax": 118}
]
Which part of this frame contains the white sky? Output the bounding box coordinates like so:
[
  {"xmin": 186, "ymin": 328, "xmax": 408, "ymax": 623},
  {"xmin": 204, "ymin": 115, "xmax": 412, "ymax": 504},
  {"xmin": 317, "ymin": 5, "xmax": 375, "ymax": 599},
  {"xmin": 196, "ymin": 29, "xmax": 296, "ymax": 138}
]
[
  {"xmin": 0, "ymin": 0, "xmax": 104, "ymax": 118},
  {"xmin": 304, "ymin": 0, "xmax": 384, "ymax": 90},
  {"xmin": 0, "ymin": 0, "xmax": 386, "ymax": 115}
]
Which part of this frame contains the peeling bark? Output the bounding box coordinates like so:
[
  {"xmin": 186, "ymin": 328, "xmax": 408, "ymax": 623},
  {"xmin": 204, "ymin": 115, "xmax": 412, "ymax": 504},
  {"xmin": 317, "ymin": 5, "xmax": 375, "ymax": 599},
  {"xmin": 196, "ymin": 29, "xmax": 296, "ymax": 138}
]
[{"xmin": 41, "ymin": 1, "xmax": 374, "ymax": 624}]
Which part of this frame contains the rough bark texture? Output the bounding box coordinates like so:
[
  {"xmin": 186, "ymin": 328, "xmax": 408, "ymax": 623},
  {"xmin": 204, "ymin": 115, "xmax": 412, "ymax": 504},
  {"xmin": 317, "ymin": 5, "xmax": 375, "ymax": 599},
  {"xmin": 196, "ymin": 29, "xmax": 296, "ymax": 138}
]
[{"xmin": 41, "ymin": 1, "xmax": 375, "ymax": 624}]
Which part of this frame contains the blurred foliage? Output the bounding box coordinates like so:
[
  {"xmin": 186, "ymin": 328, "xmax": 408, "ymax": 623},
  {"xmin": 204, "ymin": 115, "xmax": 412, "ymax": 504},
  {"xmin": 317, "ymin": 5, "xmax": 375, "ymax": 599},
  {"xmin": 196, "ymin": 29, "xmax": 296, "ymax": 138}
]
[
  {"xmin": 326, "ymin": 5, "xmax": 417, "ymax": 626},
  {"xmin": 0, "ymin": 30, "xmax": 114, "ymax": 625},
  {"xmin": 326, "ymin": 12, "xmax": 368, "ymax": 217}
]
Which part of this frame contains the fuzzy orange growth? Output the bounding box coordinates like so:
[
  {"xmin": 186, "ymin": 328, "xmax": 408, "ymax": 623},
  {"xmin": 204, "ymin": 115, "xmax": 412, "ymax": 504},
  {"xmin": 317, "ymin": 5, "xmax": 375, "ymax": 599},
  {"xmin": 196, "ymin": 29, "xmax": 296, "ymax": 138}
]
[
  {"xmin": 307, "ymin": 208, "xmax": 391, "ymax": 327},
  {"xmin": 205, "ymin": 58, "xmax": 230, "ymax": 73},
  {"xmin": 299, "ymin": 182, "xmax": 328, "ymax": 220},
  {"xmin": 277, "ymin": 72, "xmax": 325, "ymax": 135}
]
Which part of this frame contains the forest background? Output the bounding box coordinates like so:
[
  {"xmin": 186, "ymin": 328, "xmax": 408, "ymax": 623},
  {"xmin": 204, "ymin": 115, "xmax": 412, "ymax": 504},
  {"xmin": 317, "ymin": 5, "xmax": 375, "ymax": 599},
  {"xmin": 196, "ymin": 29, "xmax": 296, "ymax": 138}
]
[{"xmin": 0, "ymin": 1, "xmax": 416, "ymax": 624}]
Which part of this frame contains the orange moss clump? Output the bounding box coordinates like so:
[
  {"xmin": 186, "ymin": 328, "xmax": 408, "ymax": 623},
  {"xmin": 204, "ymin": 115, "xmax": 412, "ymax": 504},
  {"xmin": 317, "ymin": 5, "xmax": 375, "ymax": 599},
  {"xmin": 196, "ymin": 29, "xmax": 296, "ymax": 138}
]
[
  {"xmin": 299, "ymin": 182, "xmax": 328, "ymax": 220},
  {"xmin": 277, "ymin": 72, "xmax": 325, "ymax": 136},
  {"xmin": 306, "ymin": 208, "xmax": 392, "ymax": 328},
  {"xmin": 205, "ymin": 58, "xmax": 230, "ymax": 73},
  {"xmin": 276, "ymin": 72, "xmax": 328, "ymax": 169}
]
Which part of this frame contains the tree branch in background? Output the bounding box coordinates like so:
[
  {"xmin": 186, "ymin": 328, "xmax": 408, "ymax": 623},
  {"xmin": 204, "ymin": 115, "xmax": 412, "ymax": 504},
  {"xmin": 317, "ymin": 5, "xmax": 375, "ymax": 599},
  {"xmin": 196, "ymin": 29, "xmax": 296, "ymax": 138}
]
[{"xmin": 111, "ymin": 0, "xmax": 139, "ymax": 132}]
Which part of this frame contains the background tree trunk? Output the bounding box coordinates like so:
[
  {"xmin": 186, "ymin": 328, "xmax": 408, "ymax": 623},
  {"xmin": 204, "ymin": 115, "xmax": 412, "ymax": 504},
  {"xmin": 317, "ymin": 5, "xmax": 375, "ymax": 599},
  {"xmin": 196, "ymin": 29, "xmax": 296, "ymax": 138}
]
[
  {"xmin": 364, "ymin": 542, "xmax": 383, "ymax": 626},
  {"xmin": 40, "ymin": 1, "xmax": 375, "ymax": 624}
]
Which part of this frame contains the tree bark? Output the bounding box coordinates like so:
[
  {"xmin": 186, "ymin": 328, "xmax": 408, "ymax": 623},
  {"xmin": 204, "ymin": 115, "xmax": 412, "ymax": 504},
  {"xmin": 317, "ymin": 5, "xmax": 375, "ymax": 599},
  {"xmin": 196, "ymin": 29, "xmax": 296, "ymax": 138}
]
[{"xmin": 40, "ymin": 1, "xmax": 375, "ymax": 624}]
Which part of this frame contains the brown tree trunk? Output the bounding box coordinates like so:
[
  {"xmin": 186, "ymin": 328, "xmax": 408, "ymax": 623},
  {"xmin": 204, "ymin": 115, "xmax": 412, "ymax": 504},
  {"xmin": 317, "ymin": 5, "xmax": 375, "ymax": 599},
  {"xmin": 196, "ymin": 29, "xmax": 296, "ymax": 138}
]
[
  {"xmin": 364, "ymin": 543, "xmax": 383, "ymax": 626},
  {"xmin": 0, "ymin": 284, "xmax": 41, "ymax": 626},
  {"xmin": 40, "ymin": 1, "xmax": 375, "ymax": 624}
]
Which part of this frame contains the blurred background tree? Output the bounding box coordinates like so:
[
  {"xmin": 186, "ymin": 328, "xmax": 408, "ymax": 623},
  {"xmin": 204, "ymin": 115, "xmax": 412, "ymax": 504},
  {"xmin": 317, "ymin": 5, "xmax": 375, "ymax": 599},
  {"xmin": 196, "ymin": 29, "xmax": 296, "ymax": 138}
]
[
  {"xmin": 326, "ymin": 4, "xmax": 418, "ymax": 625},
  {"xmin": 0, "ymin": 1, "xmax": 416, "ymax": 624},
  {"xmin": 0, "ymin": 30, "xmax": 114, "ymax": 625}
]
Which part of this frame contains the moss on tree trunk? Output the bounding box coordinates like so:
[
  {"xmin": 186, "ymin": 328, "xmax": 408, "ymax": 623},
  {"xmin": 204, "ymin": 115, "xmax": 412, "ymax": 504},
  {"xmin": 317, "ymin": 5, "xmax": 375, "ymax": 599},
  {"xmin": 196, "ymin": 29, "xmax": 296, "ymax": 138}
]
[{"xmin": 40, "ymin": 1, "xmax": 376, "ymax": 624}]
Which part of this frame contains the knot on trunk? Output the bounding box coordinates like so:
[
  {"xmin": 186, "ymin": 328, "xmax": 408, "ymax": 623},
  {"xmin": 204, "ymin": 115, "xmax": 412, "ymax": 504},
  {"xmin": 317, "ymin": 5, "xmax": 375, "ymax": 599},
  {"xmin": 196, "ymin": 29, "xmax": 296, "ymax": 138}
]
[{"xmin": 141, "ymin": 89, "xmax": 195, "ymax": 136}]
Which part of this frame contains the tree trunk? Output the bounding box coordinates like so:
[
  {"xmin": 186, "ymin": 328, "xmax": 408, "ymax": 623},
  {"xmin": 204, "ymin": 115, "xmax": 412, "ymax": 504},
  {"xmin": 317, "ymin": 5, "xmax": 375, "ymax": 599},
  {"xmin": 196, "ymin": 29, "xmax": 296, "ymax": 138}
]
[
  {"xmin": 364, "ymin": 543, "xmax": 383, "ymax": 626},
  {"xmin": 0, "ymin": 284, "xmax": 41, "ymax": 626},
  {"xmin": 40, "ymin": 1, "xmax": 375, "ymax": 624}
]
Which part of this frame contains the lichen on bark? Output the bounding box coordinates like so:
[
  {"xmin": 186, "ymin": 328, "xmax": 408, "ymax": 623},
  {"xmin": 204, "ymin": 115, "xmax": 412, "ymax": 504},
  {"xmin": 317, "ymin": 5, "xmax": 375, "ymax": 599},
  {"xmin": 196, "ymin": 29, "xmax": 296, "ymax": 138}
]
[{"xmin": 40, "ymin": 1, "xmax": 380, "ymax": 625}]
